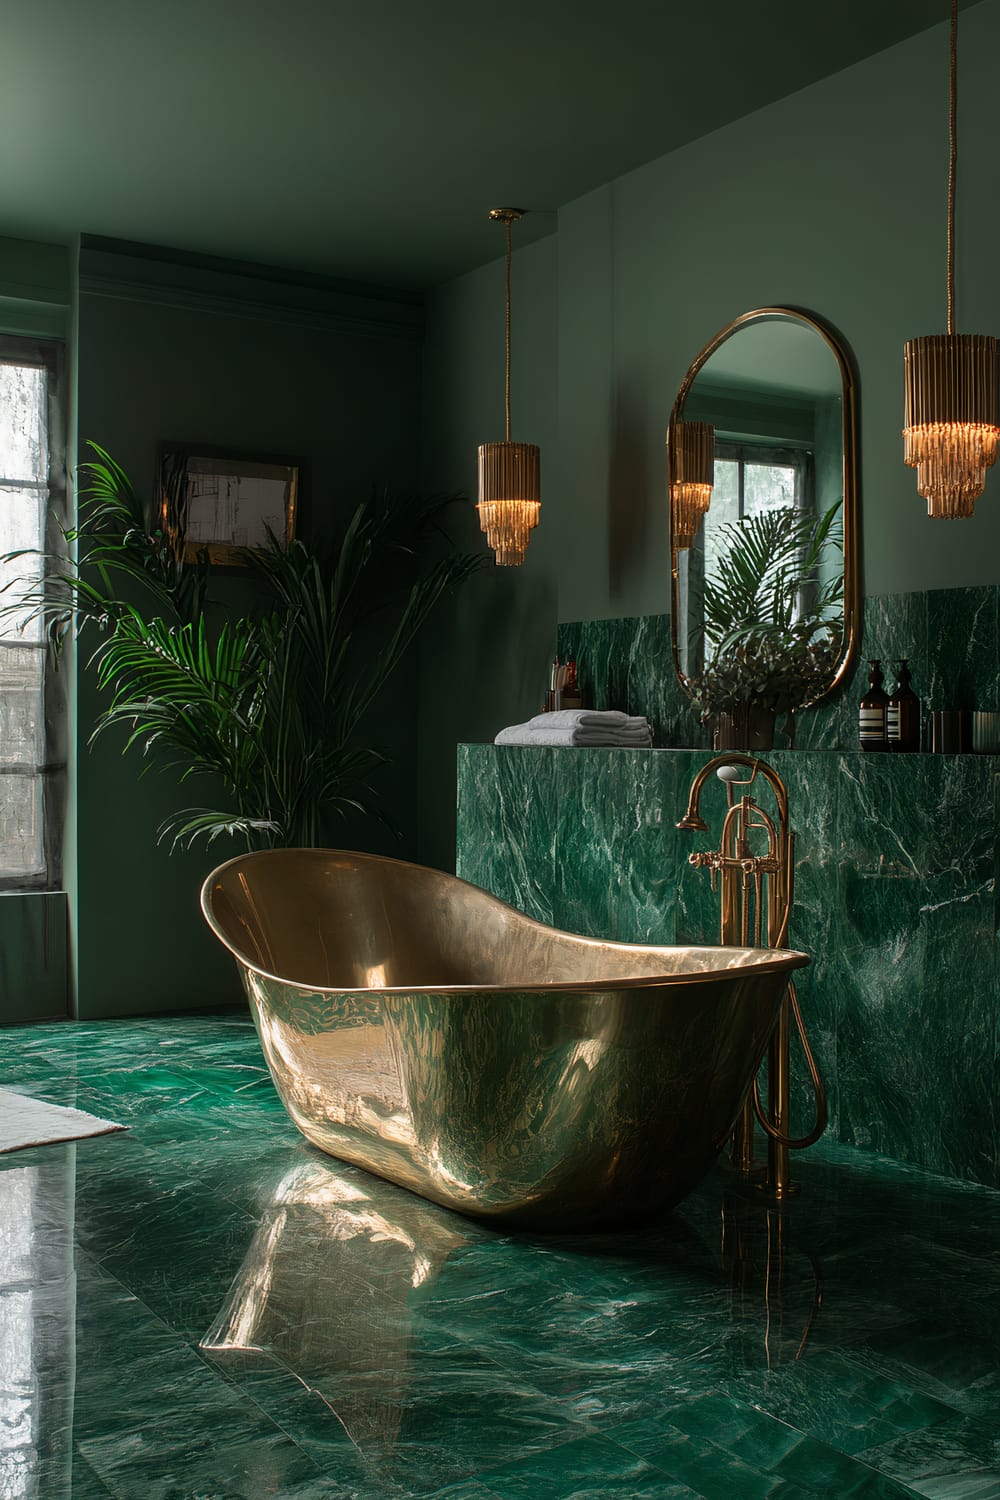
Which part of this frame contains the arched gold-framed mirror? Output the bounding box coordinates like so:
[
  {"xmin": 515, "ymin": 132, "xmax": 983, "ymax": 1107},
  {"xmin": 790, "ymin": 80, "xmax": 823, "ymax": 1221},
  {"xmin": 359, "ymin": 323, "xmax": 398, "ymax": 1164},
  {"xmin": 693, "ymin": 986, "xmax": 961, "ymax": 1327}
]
[{"xmin": 668, "ymin": 307, "xmax": 859, "ymax": 738}]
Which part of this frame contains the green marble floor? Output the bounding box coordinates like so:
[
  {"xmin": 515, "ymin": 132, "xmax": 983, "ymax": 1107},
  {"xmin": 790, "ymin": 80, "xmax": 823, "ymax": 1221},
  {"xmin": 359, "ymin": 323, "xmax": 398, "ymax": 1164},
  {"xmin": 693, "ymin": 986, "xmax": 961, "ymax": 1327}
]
[{"xmin": 2, "ymin": 1012, "xmax": 999, "ymax": 1499}]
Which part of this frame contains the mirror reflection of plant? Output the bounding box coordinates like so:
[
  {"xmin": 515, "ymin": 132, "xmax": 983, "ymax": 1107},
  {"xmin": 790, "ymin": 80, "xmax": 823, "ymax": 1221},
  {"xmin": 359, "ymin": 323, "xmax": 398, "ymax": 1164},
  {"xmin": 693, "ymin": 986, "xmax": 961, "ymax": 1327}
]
[
  {"xmin": 2, "ymin": 442, "xmax": 482, "ymax": 850},
  {"xmin": 687, "ymin": 501, "xmax": 844, "ymax": 722}
]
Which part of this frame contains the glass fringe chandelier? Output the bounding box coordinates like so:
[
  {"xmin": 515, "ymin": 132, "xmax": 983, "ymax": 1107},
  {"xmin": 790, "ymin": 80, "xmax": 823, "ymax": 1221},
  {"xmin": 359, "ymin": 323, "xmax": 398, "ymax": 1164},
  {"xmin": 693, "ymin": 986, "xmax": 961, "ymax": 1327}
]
[
  {"xmin": 477, "ymin": 208, "xmax": 540, "ymax": 565},
  {"xmin": 903, "ymin": 0, "xmax": 999, "ymax": 518},
  {"xmin": 668, "ymin": 420, "xmax": 715, "ymax": 550}
]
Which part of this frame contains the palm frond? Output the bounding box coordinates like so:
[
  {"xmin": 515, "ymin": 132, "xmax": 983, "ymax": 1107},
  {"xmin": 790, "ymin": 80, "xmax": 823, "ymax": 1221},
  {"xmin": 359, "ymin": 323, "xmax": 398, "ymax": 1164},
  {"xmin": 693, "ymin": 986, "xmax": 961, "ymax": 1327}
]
[{"xmin": 691, "ymin": 500, "xmax": 844, "ymax": 718}]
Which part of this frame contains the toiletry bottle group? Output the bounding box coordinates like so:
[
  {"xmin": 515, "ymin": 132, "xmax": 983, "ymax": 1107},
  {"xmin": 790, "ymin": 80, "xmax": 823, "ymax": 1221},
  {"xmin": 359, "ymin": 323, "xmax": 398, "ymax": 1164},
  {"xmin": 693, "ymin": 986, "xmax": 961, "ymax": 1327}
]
[{"xmin": 859, "ymin": 658, "xmax": 920, "ymax": 752}]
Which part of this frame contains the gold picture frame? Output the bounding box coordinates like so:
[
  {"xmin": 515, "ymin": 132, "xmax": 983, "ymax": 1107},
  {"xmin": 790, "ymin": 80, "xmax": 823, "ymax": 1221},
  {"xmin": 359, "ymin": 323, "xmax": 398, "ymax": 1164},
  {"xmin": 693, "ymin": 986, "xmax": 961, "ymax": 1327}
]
[{"xmin": 158, "ymin": 446, "xmax": 299, "ymax": 567}]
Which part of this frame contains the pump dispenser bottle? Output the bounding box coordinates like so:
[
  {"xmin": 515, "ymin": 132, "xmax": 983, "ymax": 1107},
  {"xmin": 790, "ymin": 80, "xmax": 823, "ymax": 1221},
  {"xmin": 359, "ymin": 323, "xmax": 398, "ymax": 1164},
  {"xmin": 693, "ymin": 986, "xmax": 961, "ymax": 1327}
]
[
  {"xmin": 887, "ymin": 660, "xmax": 920, "ymax": 753},
  {"xmin": 859, "ymin": 660, "xmax": 889, "ymax": 751}
]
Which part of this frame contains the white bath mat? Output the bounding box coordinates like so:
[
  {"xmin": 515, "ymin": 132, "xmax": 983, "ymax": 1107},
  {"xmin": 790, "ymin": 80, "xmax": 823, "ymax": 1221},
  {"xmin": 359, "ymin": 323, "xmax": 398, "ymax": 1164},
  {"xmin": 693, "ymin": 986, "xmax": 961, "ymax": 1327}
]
[{"xmin": 0, "ymin": 1088, "xmax": 126, "ymax": 1153}]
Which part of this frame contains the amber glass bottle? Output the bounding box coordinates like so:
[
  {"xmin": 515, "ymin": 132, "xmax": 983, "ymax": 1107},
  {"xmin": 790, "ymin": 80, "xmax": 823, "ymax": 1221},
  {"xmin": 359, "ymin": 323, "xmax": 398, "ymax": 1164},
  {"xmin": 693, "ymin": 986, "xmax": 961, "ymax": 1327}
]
[
  {"xmin": 887, "ymin": 659, "xmax": 920, "ymax": 753},
  {"xmin": 859, "ymin": 660, "xmax": 889, "ymax": 751}
]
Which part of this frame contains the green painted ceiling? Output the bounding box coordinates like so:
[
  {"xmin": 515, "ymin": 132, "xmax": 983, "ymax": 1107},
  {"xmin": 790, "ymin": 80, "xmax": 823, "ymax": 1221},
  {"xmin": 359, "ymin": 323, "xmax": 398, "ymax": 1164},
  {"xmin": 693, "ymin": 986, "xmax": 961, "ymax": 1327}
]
[{"xmin": 0, "ymin": 0, "xmax": 977, "ymax": 290}]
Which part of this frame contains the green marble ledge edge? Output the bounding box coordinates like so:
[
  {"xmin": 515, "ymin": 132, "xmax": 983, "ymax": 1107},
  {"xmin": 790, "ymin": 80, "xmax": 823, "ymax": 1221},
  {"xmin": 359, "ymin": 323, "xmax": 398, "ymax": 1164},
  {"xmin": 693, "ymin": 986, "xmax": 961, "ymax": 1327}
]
[{"xmin": 456, "ymin": 743, "xmax": 1000, "ymax": 1192}]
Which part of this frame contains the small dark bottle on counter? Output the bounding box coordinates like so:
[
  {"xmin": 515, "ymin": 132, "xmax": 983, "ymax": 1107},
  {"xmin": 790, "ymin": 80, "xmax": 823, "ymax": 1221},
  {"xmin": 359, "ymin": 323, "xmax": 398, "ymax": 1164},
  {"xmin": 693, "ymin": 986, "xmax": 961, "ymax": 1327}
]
[
  {"xmin": 859, "ymin": 659, "xmax": 889, "ymax": 751},
  {"xmin": 887, "ymin": 659, "xmax": 920, "ymax": 753},
  {"xmin": 560, "ymin": 659, "xmax": 583, "ymax": 710}
]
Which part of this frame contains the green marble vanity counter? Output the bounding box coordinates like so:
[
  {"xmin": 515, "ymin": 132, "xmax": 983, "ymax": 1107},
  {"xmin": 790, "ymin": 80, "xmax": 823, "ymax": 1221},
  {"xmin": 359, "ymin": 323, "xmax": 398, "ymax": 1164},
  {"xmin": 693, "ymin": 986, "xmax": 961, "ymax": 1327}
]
[{"xmin": 456, "ymin": 744, "xmax": 1000, "ymax": 1190}]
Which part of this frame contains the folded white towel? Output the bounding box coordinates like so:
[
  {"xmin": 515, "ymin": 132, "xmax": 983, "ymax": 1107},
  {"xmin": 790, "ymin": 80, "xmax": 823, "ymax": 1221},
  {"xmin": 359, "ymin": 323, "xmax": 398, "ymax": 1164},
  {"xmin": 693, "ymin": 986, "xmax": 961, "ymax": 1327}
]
[
  {"xmin": 524, "ymin": 709, "xmax": 648, "ymax": 732},
  {"xmin": 495, "ymin": 719, "xmax": 653, "ymax": 748}
]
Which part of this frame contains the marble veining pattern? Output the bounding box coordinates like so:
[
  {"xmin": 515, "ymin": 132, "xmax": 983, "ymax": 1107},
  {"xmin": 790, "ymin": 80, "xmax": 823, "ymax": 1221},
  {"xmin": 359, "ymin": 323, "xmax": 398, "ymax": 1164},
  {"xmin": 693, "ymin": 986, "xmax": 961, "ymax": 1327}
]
[
  {"xmin": 556, "ymin": 584, "xmax": 1000, "ymax": 753},
  {"xmin": 456, "ymin": 746, "xmax": 1000, "ymax": 1189},
  {"xmin": 4, "ymin": 1012, "xmax": 1000, "ymax": 1496}
]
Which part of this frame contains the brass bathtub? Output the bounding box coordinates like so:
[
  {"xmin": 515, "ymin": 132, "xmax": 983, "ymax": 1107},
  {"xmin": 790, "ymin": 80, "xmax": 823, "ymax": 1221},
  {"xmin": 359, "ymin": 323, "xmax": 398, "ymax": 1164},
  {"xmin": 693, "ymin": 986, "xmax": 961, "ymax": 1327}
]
[{"xmin": 201, "ymin": 849, "xmax": 809, "ymax": 1230}]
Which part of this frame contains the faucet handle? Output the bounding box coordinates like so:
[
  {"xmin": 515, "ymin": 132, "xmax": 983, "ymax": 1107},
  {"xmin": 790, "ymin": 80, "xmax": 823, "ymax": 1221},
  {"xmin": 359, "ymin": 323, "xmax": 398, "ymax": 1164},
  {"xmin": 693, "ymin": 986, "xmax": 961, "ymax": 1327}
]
[{"xmin": 716, "ymin": 762, "xmax": 757, "ymax": 787}]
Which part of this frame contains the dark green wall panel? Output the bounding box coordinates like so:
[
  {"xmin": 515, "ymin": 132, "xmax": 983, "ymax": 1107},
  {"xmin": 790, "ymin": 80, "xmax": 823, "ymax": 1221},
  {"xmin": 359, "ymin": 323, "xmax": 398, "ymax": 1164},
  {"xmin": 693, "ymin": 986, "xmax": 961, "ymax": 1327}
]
[
  {"xmin": 73, "ymin": 243, "xmax": 424, "ymax": 1018},
  {"xmin": 0, "ymin": 893, "xmax": 68, "ymax": 1023}
]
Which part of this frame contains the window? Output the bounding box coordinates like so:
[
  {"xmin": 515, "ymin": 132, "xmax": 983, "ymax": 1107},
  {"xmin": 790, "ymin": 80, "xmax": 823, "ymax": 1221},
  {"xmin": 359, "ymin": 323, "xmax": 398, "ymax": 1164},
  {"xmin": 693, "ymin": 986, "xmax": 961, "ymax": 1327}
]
[{"xmin": 0, "ymin": 337, "xmax": 66, "ymax": 887}]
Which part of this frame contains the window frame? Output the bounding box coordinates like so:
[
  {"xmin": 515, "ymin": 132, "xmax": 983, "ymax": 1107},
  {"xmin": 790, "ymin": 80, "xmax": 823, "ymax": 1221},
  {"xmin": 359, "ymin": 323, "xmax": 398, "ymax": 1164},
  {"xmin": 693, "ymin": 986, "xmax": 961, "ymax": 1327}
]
[{"xmin": 0, "ymin": 333, "xmax": 67, "ymax": 891}]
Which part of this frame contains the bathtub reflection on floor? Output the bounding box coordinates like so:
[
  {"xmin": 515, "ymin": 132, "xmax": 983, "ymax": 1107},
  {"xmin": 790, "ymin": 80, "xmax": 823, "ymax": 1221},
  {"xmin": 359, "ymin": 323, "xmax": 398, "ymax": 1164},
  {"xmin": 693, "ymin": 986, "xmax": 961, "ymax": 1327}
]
[{"xmin": 199, "ymin": 1152, "xmax": 825, "ymax": 1479}]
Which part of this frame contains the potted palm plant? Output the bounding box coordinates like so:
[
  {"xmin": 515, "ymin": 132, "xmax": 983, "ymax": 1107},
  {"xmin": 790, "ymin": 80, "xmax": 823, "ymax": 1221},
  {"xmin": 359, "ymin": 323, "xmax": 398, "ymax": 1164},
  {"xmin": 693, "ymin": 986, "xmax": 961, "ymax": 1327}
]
[
  {"xmin": 3, "ymin": 443, "xmax": 481, "ymax": 849},
  {"xmin": 686, "ymin": 502, "xmax": 843, "ymax": 750}
]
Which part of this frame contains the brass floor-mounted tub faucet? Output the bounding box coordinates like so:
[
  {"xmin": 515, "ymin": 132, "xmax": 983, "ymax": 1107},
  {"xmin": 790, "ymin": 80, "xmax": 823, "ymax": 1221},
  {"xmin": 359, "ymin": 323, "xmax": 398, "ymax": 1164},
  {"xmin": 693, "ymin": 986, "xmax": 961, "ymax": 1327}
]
[{"xmin": 678, "ymin": 754, "xmax": 827, "ymax": 1199}]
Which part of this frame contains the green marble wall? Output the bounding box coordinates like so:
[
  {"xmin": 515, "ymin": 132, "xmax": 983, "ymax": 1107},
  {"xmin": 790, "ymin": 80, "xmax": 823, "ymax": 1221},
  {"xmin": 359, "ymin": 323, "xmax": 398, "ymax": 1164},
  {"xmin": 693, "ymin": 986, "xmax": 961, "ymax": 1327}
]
[
  {"xmin": 456, "ymin": 744, "xmax": 1000, "ymax": 1190},
  {"xmin": 556, "ymin": 584, "xmax": 1000, "ymax": 754}
]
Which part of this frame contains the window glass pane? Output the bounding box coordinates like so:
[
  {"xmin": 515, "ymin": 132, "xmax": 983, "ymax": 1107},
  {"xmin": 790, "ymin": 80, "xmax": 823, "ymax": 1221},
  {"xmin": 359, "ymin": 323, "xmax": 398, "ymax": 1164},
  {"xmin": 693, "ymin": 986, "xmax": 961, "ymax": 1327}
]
[
  {"xmin": 0, "ymin": 773, "xmax": 44, "ymax": 878},
  {"xmin": 744, "ymin": 462, "xmax": 797, "ymax": 514},
  {"xmin": 703, "ymin": 458, "xmax": 739, "ymax": 588},
  {"xmin": 0, "ymin": 365, "xmax": 47, "ymax": 483},
  {"xmin": 710, "ymin": 459, "xmax": 740, "ymax": 525},
  {"xmin": 0, "ymin": 648, "xmax": 44, "ymax": 766},
  {"xmin": 0, "ymin": 350, "xmax": 56, "ymax": 888},
  {"xmin": 0, "ymin": 487, "xmax": 44, "ymax": 645}
]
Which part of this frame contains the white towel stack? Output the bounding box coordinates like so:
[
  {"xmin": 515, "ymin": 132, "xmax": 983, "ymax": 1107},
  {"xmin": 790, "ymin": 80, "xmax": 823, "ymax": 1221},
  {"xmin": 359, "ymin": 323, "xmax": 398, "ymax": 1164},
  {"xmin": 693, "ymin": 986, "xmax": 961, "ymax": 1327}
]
[{"xmin": 495, "ymin": 709, "xmax": 653, "ymax": 747}]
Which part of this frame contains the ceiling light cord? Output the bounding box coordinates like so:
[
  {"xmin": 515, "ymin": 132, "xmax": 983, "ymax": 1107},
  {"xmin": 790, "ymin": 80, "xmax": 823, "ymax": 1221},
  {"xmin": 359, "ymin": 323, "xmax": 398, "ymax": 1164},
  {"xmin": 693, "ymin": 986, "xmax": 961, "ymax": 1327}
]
[
  {"xmin": 947, "ymin": 0, "xmax": 957, "ymax": 336},
  {"xmin": 504, "ymin": 216, "xmax": 513, "ymax": 443}
]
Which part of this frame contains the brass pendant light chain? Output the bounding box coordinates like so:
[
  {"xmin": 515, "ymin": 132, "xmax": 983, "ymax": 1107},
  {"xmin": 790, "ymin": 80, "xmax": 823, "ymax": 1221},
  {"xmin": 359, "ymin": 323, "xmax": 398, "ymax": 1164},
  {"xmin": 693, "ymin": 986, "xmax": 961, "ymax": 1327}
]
[
  {"xmin": 488, "ymin": 206, "xmax": 524, "ymax": 442},
  {"xmin": 947, "ymin": 0, "xmax": 957, "ymax": 335},
  {"xmin": 477, "ymin": 206, "xmax": 539, "ymax": 565},
  {"xmin": 505, "ymin": 215, "xmax": 512, "ymax": 442}
]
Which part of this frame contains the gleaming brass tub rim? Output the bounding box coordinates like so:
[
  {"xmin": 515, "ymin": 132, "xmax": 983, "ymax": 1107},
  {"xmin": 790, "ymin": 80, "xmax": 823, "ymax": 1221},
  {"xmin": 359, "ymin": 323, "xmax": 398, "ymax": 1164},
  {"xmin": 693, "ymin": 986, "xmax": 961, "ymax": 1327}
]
[{"xmin": 200, "ymin": 846, "xmax": 810, "ymax": 995}]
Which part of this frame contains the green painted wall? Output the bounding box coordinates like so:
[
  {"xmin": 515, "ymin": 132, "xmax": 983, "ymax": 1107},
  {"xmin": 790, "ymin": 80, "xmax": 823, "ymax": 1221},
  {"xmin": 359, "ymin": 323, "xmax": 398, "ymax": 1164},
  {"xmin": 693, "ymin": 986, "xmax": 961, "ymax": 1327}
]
[
  {"xmin": 0, "ymin": 235, "xmax": 69, "ymax": 338},
  {"xmin": 74, "ymin": 241, "xmax": 425, "ymax": 1017},
  {"xmin": 418, "ymin": 0, "xmax": 1000, "ymax": 867},
  {"xmin": 418, "ymin": 235, "xmax": 559, "ymax": 874}
]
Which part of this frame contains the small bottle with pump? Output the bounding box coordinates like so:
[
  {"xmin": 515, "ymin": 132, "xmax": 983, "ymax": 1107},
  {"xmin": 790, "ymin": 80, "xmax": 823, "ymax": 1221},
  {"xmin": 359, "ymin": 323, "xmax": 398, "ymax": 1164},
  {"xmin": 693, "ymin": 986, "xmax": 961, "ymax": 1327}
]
[
  {"xmin": 859, "ymin": 660, "xmax": 889, "ymax": 751},
  {"xmin": 887, "ymin": 659, "xmax": 920, "ymax": 753}
]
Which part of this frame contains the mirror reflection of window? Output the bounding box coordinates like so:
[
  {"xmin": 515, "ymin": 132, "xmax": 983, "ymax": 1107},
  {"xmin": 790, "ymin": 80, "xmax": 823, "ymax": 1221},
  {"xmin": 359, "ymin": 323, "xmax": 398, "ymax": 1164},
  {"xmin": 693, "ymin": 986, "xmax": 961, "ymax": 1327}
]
[{"xmin": 704, "ymin": 442, "xmax": 812, "ymax": 591}]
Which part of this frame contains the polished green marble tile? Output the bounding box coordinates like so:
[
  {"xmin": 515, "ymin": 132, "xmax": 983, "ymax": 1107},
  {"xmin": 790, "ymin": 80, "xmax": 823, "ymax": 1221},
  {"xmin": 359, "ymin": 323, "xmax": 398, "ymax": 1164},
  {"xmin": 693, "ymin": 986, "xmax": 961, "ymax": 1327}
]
[
  {"xmin": 627, "ymin": 1418, "xmax": 921, "ymax": 1497},
  {"xmin": 476, "ymin": 1432, "xmax": 695, "ymax": 1499},
  {"xmin": 924, "ymin": 586, "xmax": 999, "ymax": 714},
  {"xmin": 912, "ymin": 1474, "xmax": 1000, "ymax": 1499},
  {"xmin": 455, "ymin": 745, "xmax": 561, "ymax": 924},
  {"xmin": 843, "ymin": 1314, "xmax": 1000, "ymax": 1420},
  {"xmin": 202, "ymin": 1360, "xmax": 412, "ymax": 1497},
  {"xmin": 69, "ymin": 1253, "xmax": 337, "ymax": 1499},
  {"xmin": 615, "ymin": 1391, "xmax": 922, "ymax": 1495},
  {"xmin": 5, "ymin": 1012, "xmax": 1000, "ymax": 1499},
  {"xmin": 152, "ymin": 1058, "xmax": 277, "ymax": 1101},
  {"xmin": 715, "ymin": 1347, "xmax": 958, "ymax": 1457},
  {"xmin": 550, "ymin": 747, "xmax": 683, "ymax": 941},
  {"xmin": 73, "ymin": 1163, "xmax": 262, "ymax": 1341},
  {"xmin": 430, "ymin": 1484, "xmax": 504, "ymax": 1499},
  {"xmin": 857, "ymin": 1410, "xmax": 1000, "ymax": 1494},
  {"xmin": 64, "ymin": 1457, "xmax": 118, "ymax": 1498}
]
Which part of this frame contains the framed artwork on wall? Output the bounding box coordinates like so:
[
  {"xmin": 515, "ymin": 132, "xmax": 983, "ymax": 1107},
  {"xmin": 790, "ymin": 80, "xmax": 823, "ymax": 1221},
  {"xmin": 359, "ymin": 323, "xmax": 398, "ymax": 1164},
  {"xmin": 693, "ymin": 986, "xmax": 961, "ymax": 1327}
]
[{"xmin": 158, "ymin": 445, "xmax": 299, "ymax": 566}]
